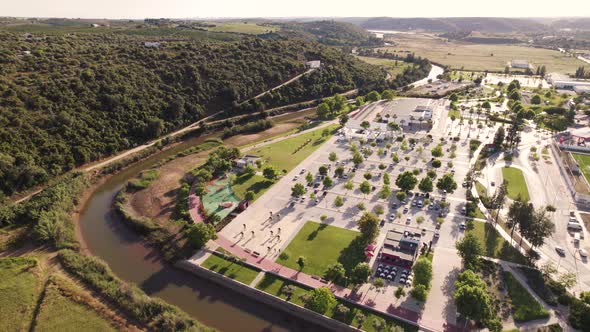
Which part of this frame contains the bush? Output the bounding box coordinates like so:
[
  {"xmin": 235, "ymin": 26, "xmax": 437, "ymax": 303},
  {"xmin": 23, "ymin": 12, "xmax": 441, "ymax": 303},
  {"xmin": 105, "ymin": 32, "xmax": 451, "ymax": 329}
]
[
  {"xmin": 411, "ymin": 284, "xmax": 428, "ymax": 301},
  {"xmin": 58, "ymin": 250, "xmax": 211, "ymax": 331},
  {"xmin": 431, "ymin": 159, "xmax": 441, "ymax": 168}
]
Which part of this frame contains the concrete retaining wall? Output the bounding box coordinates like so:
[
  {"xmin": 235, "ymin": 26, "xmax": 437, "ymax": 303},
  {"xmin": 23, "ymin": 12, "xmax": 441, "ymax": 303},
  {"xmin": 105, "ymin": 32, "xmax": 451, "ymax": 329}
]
[{"xmin": 175, "ymin": 260, "xmax": 359, "ymax": 332}]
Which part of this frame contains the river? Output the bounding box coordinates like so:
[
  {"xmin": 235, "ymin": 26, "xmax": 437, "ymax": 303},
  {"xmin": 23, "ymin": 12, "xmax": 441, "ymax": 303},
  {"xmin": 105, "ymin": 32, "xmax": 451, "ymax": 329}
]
[{"xmin": 77, "ymin": 134, "xmax": 322, "ymax": 332}]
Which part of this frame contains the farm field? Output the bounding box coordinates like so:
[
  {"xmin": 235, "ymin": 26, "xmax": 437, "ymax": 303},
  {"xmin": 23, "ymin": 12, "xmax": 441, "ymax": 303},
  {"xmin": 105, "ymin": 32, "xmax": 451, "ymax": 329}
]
[
  {"xmin": 380, "ymin": 33, "xmax": 585, "ymax": 74},
  {"xmin": 275, "ymin": 221, "xmax": 361, "ymax": 276},
  {"xmin": 203, "ymin": 22, "xmax": 278, "ymax": 34},
  {"xmin": 355, "ymin": 56, "xmax": 413, "ymax": 77}
]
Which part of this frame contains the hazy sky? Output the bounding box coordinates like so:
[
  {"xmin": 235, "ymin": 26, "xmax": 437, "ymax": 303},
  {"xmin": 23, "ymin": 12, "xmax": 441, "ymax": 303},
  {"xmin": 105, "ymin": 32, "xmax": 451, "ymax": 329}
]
[{"xmin": 1, "ymin": 0, "xmax": 589, "ymax": 19}]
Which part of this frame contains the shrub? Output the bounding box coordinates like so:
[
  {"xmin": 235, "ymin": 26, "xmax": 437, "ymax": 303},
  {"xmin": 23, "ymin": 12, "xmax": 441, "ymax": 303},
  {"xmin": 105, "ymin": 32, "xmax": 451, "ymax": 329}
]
[{"xmin": 411, "ymin": 284, "xmax": 428, "ymax": 301}]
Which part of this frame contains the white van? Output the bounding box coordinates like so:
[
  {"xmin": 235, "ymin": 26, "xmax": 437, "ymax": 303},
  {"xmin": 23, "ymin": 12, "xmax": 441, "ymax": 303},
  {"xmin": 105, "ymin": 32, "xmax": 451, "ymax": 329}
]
[
  {"xmin": 574, "ymin": 232, "xmax": 581, "ymax": 245},
  {"xmin": 568, "ymin": 222, "xmax": 583, "ymax": 231}
]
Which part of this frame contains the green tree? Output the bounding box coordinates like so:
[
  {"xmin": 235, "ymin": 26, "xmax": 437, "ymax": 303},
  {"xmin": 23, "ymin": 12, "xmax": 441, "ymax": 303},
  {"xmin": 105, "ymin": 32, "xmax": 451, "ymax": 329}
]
[
  {"xmin": 456, "ymin": 233, "xmax": 483, "ymax": 270},
  {"xmin": 379, "ymin": 185, "xmax": 391, "ymax": 199},
  {"xmin": 306, "ymin": 287, "xmax": 336, "ymax": 315},
  {"xmin": 333, "ymin": 304, "xmax": 350, "ymax": 322},
  {"xmin": 323, "ymin": 176, "xmax": 334, "ymax": 187},
  {"xmin": 412, "ymin": 257, "xmax": 433, "ymax": 288},
  {"xmin": 281, "ymin": 285, "xmax": 296, "ymax": 301},
  {"xmin": 394, "ymin": 287, "xmax": 406, "ymax": 299},
  {"xmin": 383, "ymin": 173, "xmax": 390, "ymax": 185},
  {"xmin": 396, "ymin": 191, "xmax": 407, "ymax": 201},
  {"xmin": 350, "ymin": 263, "xmax": 371, "ymax": 287},
  {"xmin": 335, "ymin": 166, "xmax": 345, "ymax": 177},
  {"xmin": 263, "ymin": 167, "xmax": 278, "ymax": 180},
  {"xmin": 186, "ymin": 223, "xmax": 217, "ymax": 249},
  {"xmin": 344, "ymin": 180, "xmax": 354, "ymax": 191},
  {"xmin": 297, "ymin": 256, "xmax": 306, "ymax": 270},
  {"xmin": 360, "ymin": 121, "xmax": 370, "ymax": 130},
  {"xmin": 329, "ymin": 152, "xmax": 338, "ymax": 162},
  {"xmin": 396, "ymin": 171, "xmax": 418, "ymax": 191},
  {"xmin": 291, "ymin": 183, "xmax": 306, "ymax": 197},
  {"xmin": 352, "ymin": 151, "xmax": 364, "ymax": 166},
  {"xmin": 357, "ymin": 212, "xmax": 380, "ymax": 242},
  {"xmin": 316, "ymin": 102, "xmax": 331, "ymax": 119},
  {"xmin": 493, "ymin": 126, "xmax": 505, "ymax": 148},
  {"xmin": 391, "ymin": 152, "xmax": 400, "ymax": 163},
  {"xmin": 431, "ymin": 145, "xmax": 443, "ymax": 157},
  {"xmin": 454, "ymin": 274, "xmax": 494, "ymax": 324},
  {"xmin": 339, "ymin": 114, "xmax": 349, "ymax": 127},
  {"xmin": 366, "ymin": 91, "xmax": 381, "ymax": 102},
  {"xmin": 305, "ymin": 172, "xmax": 314, "ymax": 185},
  {"xmin": 318, "ymin": 165, "xmax": 328, "ymax": 176},
  {"xmin": 411, "ymin": 284, "xmax": 428, "ymax": 301},
  {"xmin": 324, "ymin": 262, "xmax": 346, "ymax": 284},
  {"xmin": 531, "ymin": 94, "xmax": 542, "ymax": 105},
  {"xmin": 431, "ymin": 159, "xmax": 441, "ymax": 168},
  {"xmin": 334, "ymin": 195, "xmax": 344, "ymax": 207},
  {"xmin": 418, "ymin": 177, "xmax": 433, "ymax": 192},
  {"xmin": 359, "ymin": 180, "xmax": 372, "ymax": 196},
  {"xmin": 381, "ymin": 89, "xmax": 395, "ymax": 100},
  {"xmin": 436, "ymin": 173, "xmax": 457, "ymax": 193},
  {"xmin": 244, "ymin": 191, "xmax": 255, "ymax": 201}
]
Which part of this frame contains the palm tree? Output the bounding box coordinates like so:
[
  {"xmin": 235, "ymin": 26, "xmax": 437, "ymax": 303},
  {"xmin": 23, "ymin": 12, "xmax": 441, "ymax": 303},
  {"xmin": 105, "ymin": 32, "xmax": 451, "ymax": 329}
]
[{"xmin": 392, "ymin": 113, "xmax": 398, "ymax": 123}]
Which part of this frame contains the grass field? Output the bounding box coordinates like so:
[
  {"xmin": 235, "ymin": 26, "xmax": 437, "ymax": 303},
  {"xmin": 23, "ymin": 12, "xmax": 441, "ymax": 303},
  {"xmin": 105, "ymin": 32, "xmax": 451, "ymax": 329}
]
[
  {"xmin": 572, "ymin": 153, "xmax": 590, "ymax": 185},
  {"xmin": 255, "ymin": 274, "xmax": 417, "ymax": 332},
  {"xmin": 467, "ymin": 222, "xmax": 527, "ymax": 265},
  {"xmin": 231, "ymin": 173, "xmax": 273, "ymax": 201},
  {"xmin": 0, "ymin": 257, "xmax": 41, "ymax": 332},
  {"xmin": 502, "ymin": 271, "xmax": 549, "ymax": 322},
  {"xmin": 201, "ymin": 253, "xmax": 260, "ymax": 284},
  {"xmin": 35, "ymin": 283, "xmax": 116, "ymax": 332},
  {"xmin": 380, "ymin": 33, "xmax": 584, "ymax": 74},
  {"xmin": 501, "ymin": 167, "xmax": 530, "ymax": 201},
  {"xmin": 276, "ymin": 221, "xmax": 361, "ymax": 276},
  {"xmin": 355, "ymin": 56, "xmax": 413, "ymax": 77},
  {"xmin": 448, "ymin": 108, "xmax": 461, "ymax": 119},
  {"xmin": 250, "ymin": 124, "xmax": 339, "ymax": 173},
  {"xmin": 203, "ymin": 22, "xmax": 278, "ymax": 35}
]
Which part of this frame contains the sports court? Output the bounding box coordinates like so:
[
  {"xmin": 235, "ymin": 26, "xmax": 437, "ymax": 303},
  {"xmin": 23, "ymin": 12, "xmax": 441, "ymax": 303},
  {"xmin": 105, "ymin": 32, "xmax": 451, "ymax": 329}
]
[{"xmin": 201, "ymin": 177, "xmax": 241, "ymax": 221}]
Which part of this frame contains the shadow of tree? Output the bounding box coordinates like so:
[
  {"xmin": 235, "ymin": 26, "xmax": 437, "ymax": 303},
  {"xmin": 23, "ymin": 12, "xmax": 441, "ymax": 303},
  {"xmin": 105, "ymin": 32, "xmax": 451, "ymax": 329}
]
[{"xmin": 306, "ymin": 223, "xmax": 328, "ymax": 241}]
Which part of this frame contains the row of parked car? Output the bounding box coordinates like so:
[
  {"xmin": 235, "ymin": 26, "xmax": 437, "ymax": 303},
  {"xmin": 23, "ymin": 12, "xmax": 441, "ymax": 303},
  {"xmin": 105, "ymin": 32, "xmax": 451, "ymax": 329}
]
[{"xmin": 375, "ymin": 264, "xmax": 413, "ymax": 286}]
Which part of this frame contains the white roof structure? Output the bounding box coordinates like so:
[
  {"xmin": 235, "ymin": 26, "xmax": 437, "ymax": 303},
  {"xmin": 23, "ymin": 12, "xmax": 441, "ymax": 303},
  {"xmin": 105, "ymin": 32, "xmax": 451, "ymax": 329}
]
[
  {"xmin": 511, "ymin": 60, "xmax": 530, "ymax": 69},
  {"xmin": 305, "ymin": 60, "xmax": 321, "ymax": 69}
]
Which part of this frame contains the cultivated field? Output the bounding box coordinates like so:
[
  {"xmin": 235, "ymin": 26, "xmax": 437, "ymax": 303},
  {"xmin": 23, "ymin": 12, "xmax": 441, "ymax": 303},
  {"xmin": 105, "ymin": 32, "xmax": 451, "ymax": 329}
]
[
  {"xmin": 355, "ymin": 56, "xmax": 413, "ymax": 77},
  {"xmin": 380, "ymin": 33, "xmax": 585, "ymax": 74},
  {"xmin": 203, "ymin": 22, "xmax": 278, "ymax": 35}
]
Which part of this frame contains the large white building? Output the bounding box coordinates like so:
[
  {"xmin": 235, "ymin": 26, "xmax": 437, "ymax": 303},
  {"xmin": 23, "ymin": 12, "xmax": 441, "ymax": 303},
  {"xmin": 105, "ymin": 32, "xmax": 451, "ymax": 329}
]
[
  {"xmin": 547, "ymin": 73, "xmax": 590, "ymax": 91},
  {"xmin": 511, "ymin": 60, "xmax": 530, "ymax": 69}
]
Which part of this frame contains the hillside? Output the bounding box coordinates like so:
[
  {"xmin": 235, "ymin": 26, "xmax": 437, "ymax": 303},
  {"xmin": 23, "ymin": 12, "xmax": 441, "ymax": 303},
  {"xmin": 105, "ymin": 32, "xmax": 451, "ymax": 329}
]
[
  {"xmin": 339, "ymin": 17, "xmax": 549, "ymax": 33},
  {"xmin": 0, "ymin": 30, "xmax": 385, "ymax": 197},
  {"xmin": 279, "ymin": 20, "xmax": 384, "ymax": 47}
]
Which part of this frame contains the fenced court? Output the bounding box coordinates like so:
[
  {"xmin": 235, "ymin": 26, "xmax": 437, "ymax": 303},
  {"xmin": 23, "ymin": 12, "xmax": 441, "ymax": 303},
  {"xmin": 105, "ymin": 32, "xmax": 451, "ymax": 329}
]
[{"xmin": 201, "ymin": 177, "xmax": 240, "ymax": 221}]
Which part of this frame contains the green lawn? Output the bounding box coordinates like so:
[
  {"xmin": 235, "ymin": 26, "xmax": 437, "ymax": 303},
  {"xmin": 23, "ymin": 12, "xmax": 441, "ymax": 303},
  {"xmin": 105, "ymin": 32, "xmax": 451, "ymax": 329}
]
[
  {"xmin": 275, "ymin": 221, "xmax": 361, "ymax": 277},
  {"xmin": 204, "ymin": 22, "xmax": 278, "ymax": 35},
  {"xmin": 475, "ymin": 181, "xmax": 488, "ymax": 198},
  {"xmin": 231, "ymin": 173, "xmax": 274, "ymax": 201},
  {"xmin": 255, "ymin": 274, "xmax": 417, "ymax": 332},
  {"xmin": 250, "ymin": 124, "xmax": 339, "ymax": 173},
  {"xmin": 35, "ymin": 284, "xmax": 116, "ymax": 332},
  {"xmin": 201, "ymin": 253, "xmax": 260, "ymax": 285},
  {"xmin": 467, "ymin": 222, "xmax": 527, "ymax": 265},
  {"xmin": 0, "ymin": 257, "xmax": 41, "ymax": 332},
  {"xmin": 501, "ymin": 167, "xmax": 530, "ymax": 201},
  {"xmin": 448, "ymin": 108, "xmax": 461, "ymax": 119},
  {"xmin": 572, "ymin": 153, "xmax": 590, "ymax": 186},
  {"xmin": 503, "ymin": 271, "xmax": 549, "ymax": 322}
]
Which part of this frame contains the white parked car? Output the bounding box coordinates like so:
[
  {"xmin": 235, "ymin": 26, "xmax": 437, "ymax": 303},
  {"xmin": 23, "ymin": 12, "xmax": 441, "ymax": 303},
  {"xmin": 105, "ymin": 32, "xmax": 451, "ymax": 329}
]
[
  {"xmin": 405, "ymin": 217, "xmax": 411, "ymax": 224},
  {"xmin": 580, "ymin": 249, "xmax": 588, "ymax": 258},
  {"xmin": 555, "ymin": 246, "xmax": 566, "ymax": 256}
]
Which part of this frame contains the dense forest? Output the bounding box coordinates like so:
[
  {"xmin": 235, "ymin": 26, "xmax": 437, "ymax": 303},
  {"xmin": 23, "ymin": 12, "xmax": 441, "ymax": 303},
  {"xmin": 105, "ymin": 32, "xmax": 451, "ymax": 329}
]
[
  {"xmin": 276, "ymin": 21, "xmax": 384, "ymax": 47},
  {"xmin": 0, "ymin": 30, "xmax": 386, "ymax": 197}
]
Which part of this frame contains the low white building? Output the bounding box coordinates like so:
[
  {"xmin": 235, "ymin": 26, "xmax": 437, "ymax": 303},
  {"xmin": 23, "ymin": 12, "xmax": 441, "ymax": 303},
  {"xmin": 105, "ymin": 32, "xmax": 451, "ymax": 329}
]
[
  {"xmin": 305, "ymin": 60, "xmax": 321, "ymax": 69},
  {"xmin": 547, "ymin": 73, "xmax": 590, "ymax": 91},
  {"xmin": 415, "ymin": 105, "xmax": 433, "ymax": 120},
  {"xmin": 511, "ymin": 60, "xmax": 530, "ymax": 69},
  {"xmin": 144, "ymin": 41, "xmax": 162, "ymax": 48}
]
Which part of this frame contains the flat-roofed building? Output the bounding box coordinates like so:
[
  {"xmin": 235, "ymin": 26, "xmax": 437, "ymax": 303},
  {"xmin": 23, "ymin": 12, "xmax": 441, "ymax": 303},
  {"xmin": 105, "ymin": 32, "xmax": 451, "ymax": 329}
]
[
  {"xmin": 379, "ymin": 228, "xmax": 422, "ymax": 268},
  {"xmin": 511, "ymin": 59, "xmax": 530, "ymax": 69},
  {"xmin": 547, "ymin": 73, "xmax": 590, "ymax": 91}
]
